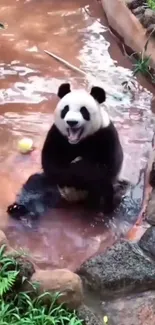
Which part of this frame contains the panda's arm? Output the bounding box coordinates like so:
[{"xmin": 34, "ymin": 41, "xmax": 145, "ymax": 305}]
[
  {"xmin": 42, "ymin": 125, "xmax": 83, "ymax": 187},
  {"xmin": 42, "ymin": 126, "xmax": 105, "ymax": 188},
  {"xmin": 73, "ymin": 123, "xmax": 123, "ymax": 184}
]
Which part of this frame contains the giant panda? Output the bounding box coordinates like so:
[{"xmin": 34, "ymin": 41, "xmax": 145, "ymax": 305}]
[{"xmin": 7, "ymin": 82, "xmax": 124, "ymax": 220}]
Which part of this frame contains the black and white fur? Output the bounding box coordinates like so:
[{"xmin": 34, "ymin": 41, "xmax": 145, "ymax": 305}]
[{"xmin": 7, "ymin": 83, "xmax": 124, "ymax": 220}]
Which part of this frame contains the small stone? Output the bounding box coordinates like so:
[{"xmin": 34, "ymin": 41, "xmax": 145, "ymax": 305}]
[
  {"xmin": 139, "ymin": 226, "xmax": 155, "ymax": 259},
  {"xmin": 31, "ymin": 269, "xmax": 83, "ymax": 309}
]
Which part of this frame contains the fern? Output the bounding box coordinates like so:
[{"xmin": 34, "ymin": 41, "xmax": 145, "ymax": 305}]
[
  {"xmin": 0, "ymin": 244, "xmax": 19, "ymax": 296},
  {"xmin": 0, "ymin": 271, "xmax": 19, "ymax": 296}
]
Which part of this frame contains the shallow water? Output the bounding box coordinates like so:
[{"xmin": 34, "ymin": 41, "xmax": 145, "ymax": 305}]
[{"xmin": 0, "ymin": 0, "xmax": 154, "ymax": 270}]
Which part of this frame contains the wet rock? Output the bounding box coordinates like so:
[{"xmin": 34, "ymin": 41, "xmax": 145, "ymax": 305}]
[
  {"xmin": 77, "ymin": 241, "xmax": 155, "ymax": 298},
  {"xmin": 77, "ymin": 305, "xmax": 103, "ymax": 325},
  {"xmin": 143, "ymin": 9, "xmax": 155, "ymax": 28},
  {"xmin": 31, "ymin": 269, "xmax": 83, "ymax": 309},
  {"xmin": 102, "ymin": 291, "xmax": 155, "ymax": 325},
  {"xmin": 145, "ymin": 190, "xmax": 155, "ymax": 225},
  {"xmin": 125, "ymin": 0, "xmax": 144, "ymax": 10},
  {"xmin": 139, "ymin": 226, "xmax": 155, "ymax": 259}
]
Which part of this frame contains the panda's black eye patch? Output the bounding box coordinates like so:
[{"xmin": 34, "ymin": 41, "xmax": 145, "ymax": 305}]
[
  {"xmin": 61, "ymin": 105, "xmax": 69, "ymax": 119},
  {"xmin": 80, "ymin": 106, "xmax": 90, "ymax": 121}
]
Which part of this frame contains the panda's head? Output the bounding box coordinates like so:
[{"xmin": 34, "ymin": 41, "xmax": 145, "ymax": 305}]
[{"xmin": 54, "ymin": 83, "xmax": 110, "ymax": 144}]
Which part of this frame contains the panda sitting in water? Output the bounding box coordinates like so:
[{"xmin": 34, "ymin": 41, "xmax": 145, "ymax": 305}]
[{"xmin": 7, "ymin": 82, "xmax": 124, "ymax": 220}]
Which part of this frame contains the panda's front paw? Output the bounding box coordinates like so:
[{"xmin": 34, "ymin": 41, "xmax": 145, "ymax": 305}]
[{"xmin": 7, "ymin": 203, "xmax": 28, "ymax": 219}]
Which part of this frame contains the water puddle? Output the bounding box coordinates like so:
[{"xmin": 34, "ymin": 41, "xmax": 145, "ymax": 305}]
[{"xmin": 0, "ymin": 0, "xmax": 154, "ymax": 270}]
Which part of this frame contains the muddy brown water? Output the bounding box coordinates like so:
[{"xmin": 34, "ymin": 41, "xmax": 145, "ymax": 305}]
[{"xmin": 0, "ymin": 0, "xmax": 154, "ymax": 270}]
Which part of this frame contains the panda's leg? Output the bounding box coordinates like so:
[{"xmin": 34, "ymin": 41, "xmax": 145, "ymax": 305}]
[
  {"xmin": 86, "ymin": 180, "xmax": 116, "ymax": 214},
  {"xmin": 85, "ymin": 182, "xmax": 104, "ymax": 210},
  {"xmin": 7, "ymin": 173, "xmax": 60, "ymax": 220},
  {"xmin": 103, "ymin": 179, "xmax": 129, "ymax": 214}
]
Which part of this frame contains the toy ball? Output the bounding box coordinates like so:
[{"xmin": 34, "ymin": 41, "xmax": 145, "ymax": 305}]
[{"xmin": 18, "ymin": 137, "xmax": 34, "ymax": 154}]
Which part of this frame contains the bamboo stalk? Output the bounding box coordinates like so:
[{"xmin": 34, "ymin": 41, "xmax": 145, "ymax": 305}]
[{"xmin": 44, "ymin": 50, "xmax": 87, "ymax": 77}]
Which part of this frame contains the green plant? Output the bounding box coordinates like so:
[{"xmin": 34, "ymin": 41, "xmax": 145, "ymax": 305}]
[
  {"xmin": 147, "ymin": 0, "xmax": 155, "ymax": 10},
  {"xmin": 0, "ymin": 245, "xmax": 19, "ymax": 296},
  {"xmin": 0, "ymin": 244, "xmax": 83, "ymax": 324},
  {"xmin": 132, "ymin": 54, "xmax": 155, "ymax": 80},
  {"xmin": 0, "ymin": 291, "xmax": 83, "ymax": 324},
  {"xmin": 129, "ymin": 30, "xmax": 155, "ymax": 82},
  {"xmin": 132, "ymin": 54, "xmax": 150, "ymax": 75}
]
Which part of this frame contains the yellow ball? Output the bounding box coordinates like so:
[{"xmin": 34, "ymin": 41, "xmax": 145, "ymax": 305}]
[{"xmin": 18, "ymin": 137, "xmax": 33, "ymax": 154}]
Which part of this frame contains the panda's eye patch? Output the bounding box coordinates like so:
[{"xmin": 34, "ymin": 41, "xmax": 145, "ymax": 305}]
[
  {"xmin": 61, "ymin": 105, "xmax": 69, "ymax": 119},
  {"xmin": 80, "ymin": 106, "xmax": 90, "ymax": 121}
]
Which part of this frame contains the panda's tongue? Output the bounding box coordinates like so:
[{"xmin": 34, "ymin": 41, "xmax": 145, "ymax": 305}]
[{"xmin": 68, "ymin": 128, "xmax": 81, "ymax": 142}]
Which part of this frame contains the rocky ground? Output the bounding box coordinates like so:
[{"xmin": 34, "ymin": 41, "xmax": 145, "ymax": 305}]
[{"xmin": 125, "ymin": 0, "xmax": 155, "ymax": 36}]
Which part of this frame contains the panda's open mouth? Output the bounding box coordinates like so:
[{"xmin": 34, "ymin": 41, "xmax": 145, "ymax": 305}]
[{"xmin": 67, "ymin": 127, "xmax": 83, "ymax": 144}]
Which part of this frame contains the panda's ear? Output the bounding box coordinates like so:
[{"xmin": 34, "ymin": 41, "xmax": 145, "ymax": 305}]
[
  {"xmin": 90, "ymin": 86, "xmax": 106, "ymax": 104},
  {"xmin": 57, "ymin": 83, "xmax": 71, "ymax": 99}
]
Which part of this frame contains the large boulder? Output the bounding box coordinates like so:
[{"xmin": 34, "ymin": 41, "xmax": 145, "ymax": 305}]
[
  {"xmin": 30, "ymin": 268, "xmax": 83, "ymax": 309},
  {"xmin": 77, "ymin": 240, "xmax": 155, "ymax": 298}
]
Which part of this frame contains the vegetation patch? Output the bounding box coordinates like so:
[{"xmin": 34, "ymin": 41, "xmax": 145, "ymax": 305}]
[
  {"xmin": 147, "ymin": 0, "xmax": 155, "ymax": 10},
  {"xmin": 0, "ymin": 244, "xmax": 83, "ymax": 325}
]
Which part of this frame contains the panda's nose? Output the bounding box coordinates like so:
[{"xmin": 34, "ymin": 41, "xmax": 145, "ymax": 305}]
[{"xmin": 66, "ymin": 120, "xmax": 78, "ymax": 127}]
